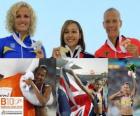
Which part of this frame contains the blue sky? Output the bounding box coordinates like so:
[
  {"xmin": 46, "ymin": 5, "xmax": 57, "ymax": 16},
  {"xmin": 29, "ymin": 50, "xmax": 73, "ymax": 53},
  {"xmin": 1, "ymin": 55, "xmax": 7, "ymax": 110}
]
[{"xmin": 0, "ymin": 0, "xmax": 140, "ymax": 57}]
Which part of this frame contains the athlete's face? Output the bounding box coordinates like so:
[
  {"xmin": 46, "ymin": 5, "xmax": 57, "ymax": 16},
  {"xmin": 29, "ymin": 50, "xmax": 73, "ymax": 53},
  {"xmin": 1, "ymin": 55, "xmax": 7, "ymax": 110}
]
[
  {"xmin": 103, "ymin": 11, "xmax": 122, "ymax": 39},
  {"xmin": 95, "ymin": 80, "xmax": 102, "ymax": 91},
  {"xmin": 63, "ymin": 23, "xmax": 81, "ymax": 51},
  {"xmin": 121, "ymin": 83, "xmax": 130, "ymax": 95},
  {"xmin": 14, "ymin": 7, "xmax": 31, "ymax": 35},
  {"xmin": 34, "ymin": 68, "xmax": 47, "ymax": 84}
]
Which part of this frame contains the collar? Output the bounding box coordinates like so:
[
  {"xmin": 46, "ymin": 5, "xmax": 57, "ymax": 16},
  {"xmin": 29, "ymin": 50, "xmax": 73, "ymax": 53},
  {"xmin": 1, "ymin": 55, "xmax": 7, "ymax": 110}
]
[
  {"xmin": 15, "ymin": 32, "xmax": 29, "ymax": 42},
  {"xmin": 12, "ymin": 33, "xmax": 42, "ymax": 50},
  {"xmin": 106, "ymin": 35, "xmax": 127, "ymax": 53},
  {"xmin": 65, "ymin": 45, "xmax": 82, "ymax": 58},
  {"xmin": 13, "ymin": 33, "xmax": 34, "ymax": 48}
]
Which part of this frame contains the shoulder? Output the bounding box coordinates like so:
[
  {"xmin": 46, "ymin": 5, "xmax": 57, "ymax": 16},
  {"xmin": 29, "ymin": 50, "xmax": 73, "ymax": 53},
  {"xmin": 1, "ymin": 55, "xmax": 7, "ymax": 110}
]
[
  {"xmin": 95, "ymin": 42, "xmax": 109, "ymax": 57},
  {"xmin": 44, "ymin": 85, "xmax": 52, "ymax": 91},
  {"xmin": 127, "ymin": 37, "xmax": 139, "ymax": 41},
  {"xmin": 97, "ymin": 41, "xmax": 109, "ymax": 51},
  {"xmin": 0, "ymin": 35, "xmax": 14, "ymax": 47},
  {"xmin": 0, "ymin": 35, "xmax": 13, "ymax": 40},
  {"xmin": 130, "ymin": 38, "xmax": 140, "ymax": 45},
  {"xmin": 0, "ymin": 35, "xmax": 13, "ymax": 41},
  {"xmin": 96, "ymin": 44, "xmax": 107, "ymax": 52}
]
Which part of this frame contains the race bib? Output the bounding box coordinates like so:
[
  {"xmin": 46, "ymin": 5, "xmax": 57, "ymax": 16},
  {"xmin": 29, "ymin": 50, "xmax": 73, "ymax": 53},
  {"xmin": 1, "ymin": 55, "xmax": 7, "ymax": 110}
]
[{"xmin": 0, "ymin": 87, "xmax": 12, "ymax": 97}]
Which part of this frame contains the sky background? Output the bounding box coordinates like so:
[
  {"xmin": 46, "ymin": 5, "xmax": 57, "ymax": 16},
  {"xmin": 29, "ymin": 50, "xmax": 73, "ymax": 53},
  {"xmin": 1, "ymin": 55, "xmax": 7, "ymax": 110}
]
[
  {"xmin": 67, "ymin": 58, "xmax": 108, "ymax": 75},
  {"xmin": 0, "ymin": 0, "xmax": 140, "ymax": 57},
  {"xmin": 0, "ymin": 59, "xmax": 39, "ymax": 77}
]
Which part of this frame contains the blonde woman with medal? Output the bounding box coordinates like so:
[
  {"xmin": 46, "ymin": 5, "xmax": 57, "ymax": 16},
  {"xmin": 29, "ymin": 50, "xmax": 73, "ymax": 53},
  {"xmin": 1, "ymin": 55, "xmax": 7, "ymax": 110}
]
[{"xmin": 0, "ymin": 1, "xmax": 46, "ymax": 58}]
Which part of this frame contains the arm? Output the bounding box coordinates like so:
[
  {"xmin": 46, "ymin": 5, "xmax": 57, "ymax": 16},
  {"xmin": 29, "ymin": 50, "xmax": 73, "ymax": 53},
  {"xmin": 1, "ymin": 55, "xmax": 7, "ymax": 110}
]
[
  {"xmin": 24, "ymin": 79, "xmax": 52, "ymax": 106},
  {"xmin": 128, "ymin": 65, "xmax": 137, "ymax": 97},
  {"xmin": 131, "ymin": 74, "xmax": 137, "ymax": 97},
  {"xmin": 109, "ymin": 91, "xmax": 122, "ymax": 101},
  {"xmin": 63, "ymin": 68, "xmax": 93, "ymax": 99}
]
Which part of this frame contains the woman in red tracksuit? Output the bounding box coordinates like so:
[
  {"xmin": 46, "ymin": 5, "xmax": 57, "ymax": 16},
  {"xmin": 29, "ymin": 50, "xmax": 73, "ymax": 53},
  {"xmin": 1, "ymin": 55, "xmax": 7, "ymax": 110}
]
[{"xmin": 95, "ymin": 8, "xmax": 140, "ymax": 58}]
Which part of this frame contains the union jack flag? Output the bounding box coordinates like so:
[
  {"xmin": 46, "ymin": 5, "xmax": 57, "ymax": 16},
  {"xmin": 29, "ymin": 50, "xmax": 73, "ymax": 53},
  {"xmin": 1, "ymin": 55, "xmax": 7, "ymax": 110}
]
[{"xmin": 57, "ymin": 68, "xmax": 95, "ymax": 116}]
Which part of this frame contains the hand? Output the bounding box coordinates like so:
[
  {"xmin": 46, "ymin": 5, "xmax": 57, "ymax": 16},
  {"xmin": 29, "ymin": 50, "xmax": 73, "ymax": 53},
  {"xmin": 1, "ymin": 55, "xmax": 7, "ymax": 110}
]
[
  {"xmin": 52, "ymin": 47, "xmax": 61, "ymax": 58},
  {"xmin": 121, "ymin": 39, "xmax": 131, "ymax": 48},
  {"xmin": 36, "ymin": 48, "xmax": 44, "ymax": 58},
  {"xmin": 128, "ymin": 71, "xmax": 136, "ymax": 78},
  {"xmin": 126, "ymin": 44, "xmax": 139, "ymax": 57},
  {"xmin": 121, "ymin": 39, "xmax": 139, "ymax": 57},
  {"xmin": 24, "ymin": 79, "xmax": 33, "ymax": 86},
  {"xmin": 116, "ymin": 90, "xmax": 123, "ymax": 97}
]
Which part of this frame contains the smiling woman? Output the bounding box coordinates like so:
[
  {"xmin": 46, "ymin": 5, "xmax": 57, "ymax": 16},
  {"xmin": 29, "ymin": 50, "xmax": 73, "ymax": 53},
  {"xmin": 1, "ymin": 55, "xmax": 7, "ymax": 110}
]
[
  {"xmin": 14, "ymin": 7, "xmax": 31, "ymax": 37},
  {"xmin": 95, "ymin": 8, "xmax": 140, "ymax": 58},
  {"xmin": 0, "ymin": 1, "xmax": 46, "ymax": 58},
  {"xmin": 52, "ymin": 20, "xmax": 94, "ymax": 58}
]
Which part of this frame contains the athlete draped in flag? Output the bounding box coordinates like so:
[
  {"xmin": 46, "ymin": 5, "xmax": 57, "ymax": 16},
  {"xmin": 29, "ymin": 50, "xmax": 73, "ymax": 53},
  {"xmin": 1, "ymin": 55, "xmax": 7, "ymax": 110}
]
[
  {"xmin": 0, "ymin": 1, "xmax": 46, "ymax": 58},
  {"xmin": 95, "ymin": 8, "xmax": 140, "ymax": 58},
  {"xmin": 109, "ymin": 64, "xmax": 137, "ymax": 116},
  {"xmin": 57, "ymin": 68, "xmax": 107, "ymax": 116}
]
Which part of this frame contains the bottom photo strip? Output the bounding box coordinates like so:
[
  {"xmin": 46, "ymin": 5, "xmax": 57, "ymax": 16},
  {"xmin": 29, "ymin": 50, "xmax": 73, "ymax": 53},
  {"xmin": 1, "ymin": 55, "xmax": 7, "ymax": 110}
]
[{"xmin": 0, "ymin": 58, "xmax": 140, "ymax": 116}]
